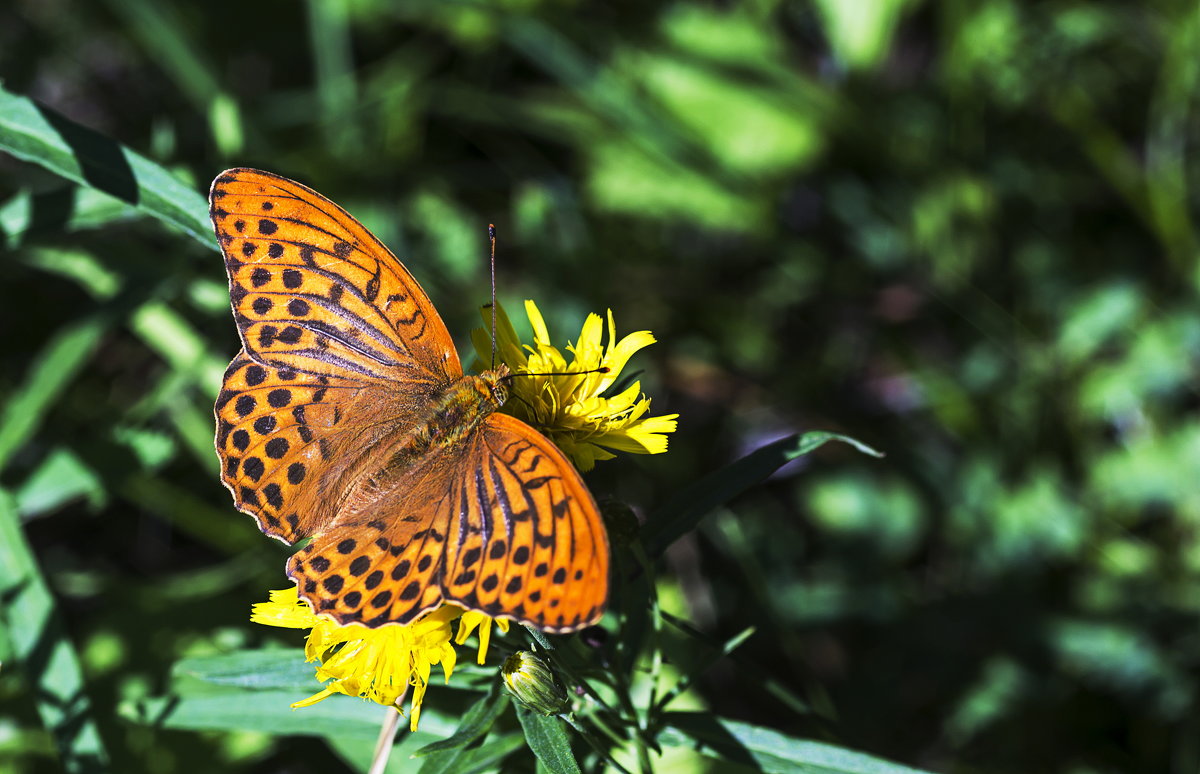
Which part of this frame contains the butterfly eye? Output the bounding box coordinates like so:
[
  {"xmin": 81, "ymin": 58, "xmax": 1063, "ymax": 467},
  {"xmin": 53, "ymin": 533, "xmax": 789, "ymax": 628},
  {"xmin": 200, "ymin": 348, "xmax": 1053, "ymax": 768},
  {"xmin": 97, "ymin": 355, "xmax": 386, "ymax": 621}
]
[{"xmin": 491, "ymin": 380, "xmax": 509, "ymax": 406}]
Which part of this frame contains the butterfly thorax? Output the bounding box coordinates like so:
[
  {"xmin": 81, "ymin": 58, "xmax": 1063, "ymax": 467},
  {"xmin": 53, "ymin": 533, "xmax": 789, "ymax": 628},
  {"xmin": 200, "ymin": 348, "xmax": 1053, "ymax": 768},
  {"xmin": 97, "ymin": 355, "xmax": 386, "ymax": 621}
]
[
  {"xmin": 413, "ymin": 366, "xmax": 510, "ymax": 452},
  {"xmin": 334, "ymin": 366, "xmax": 510, "ymax": 520}
]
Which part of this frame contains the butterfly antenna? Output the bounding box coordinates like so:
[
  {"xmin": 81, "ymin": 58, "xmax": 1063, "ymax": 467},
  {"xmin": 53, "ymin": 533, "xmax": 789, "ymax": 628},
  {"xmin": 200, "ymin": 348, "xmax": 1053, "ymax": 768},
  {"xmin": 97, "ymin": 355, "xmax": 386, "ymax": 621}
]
[{"xmin": 489, "ymin": 224, "xmax": 497, "ymax": 370}]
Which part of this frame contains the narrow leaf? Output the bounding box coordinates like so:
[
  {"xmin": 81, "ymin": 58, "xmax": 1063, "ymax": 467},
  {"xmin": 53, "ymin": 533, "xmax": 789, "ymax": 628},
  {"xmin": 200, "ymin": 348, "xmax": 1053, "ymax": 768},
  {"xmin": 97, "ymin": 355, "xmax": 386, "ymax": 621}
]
[
  {"xmin": 661, "ymin": 712, "xmax": 933, "ymax": 774},
  {"xmin": 516, "ymin": 705, "xmax": 582, "ymax": 774},
  {"xmin": 643, "ymin": 431, "xmax": 883, "ymax": 556},
  {"xmin": 653, "ymin": 616, "xmax": 755, "ymax": 715},
  {"xmin": 0, "ymin": 315, "xmax": 107, "ymax": 474},
  {"xmin": 15, "ymin": 446, "xmax": 106, "ymax": 517},
  {"xmin": 129, "ymin": 300, "xmax": 227, "ymax": 389},
  {"xmin": 0, "ymin": 83, "xmax": 212, "ymax": 248},
  {"xmin": 125, "ymin": 688, "xmax": 457, "ymax": 739},
  {"xmin": 120, "ymin": 474, "xmax": 257, "ymax": 555},
  {"xmin": 452, "ymin": 733, "xmax": 527, "ymax": 773},
  {"xmin": 19, "ymin": 247, "xmax": 122, "ymax": 300},
  {"xmin": 172, "ymin": 649, "xmax": 320, "ymax": 691},
  {"xmin": 415, "ymin": 685, "xmax": 508, "ymax": 756},
  {"xmin": 326, "ymin": 724, "xmax": 444, "ymax": 774},
  {"xmin": 0, "ymin": 186, "xmax": 141, "ymax": 248},
  {"xmin": 0, "ymin": 490, "xmax": 111, "ymax": 772}
]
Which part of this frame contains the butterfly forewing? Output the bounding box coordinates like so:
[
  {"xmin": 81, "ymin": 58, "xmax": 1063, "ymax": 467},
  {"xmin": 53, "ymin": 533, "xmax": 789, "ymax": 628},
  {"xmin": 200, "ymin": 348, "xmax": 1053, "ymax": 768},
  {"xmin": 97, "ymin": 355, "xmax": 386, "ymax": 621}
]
[
  {"xmin": 210, "ymin": 169, "xmax": 460, "ymax": 385},
  {"xmin": 216, "ymin": 351, "xmax": 378, "ymax": 542}
]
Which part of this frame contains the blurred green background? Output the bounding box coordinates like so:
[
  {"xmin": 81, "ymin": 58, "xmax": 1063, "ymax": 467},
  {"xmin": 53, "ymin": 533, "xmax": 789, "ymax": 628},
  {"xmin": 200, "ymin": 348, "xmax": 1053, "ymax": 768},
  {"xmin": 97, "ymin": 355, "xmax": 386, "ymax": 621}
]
[{"xmin": 3, "ymin": 0, "xmax": 1200, "ymax": 772}]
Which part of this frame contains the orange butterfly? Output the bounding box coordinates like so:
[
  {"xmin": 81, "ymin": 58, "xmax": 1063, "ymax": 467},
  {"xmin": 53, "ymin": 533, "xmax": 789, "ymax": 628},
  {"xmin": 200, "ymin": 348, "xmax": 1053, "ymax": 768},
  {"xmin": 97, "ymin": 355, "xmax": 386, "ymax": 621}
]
[{"xmin": 209, "ymin": 169, "xmax": 608, "ymax": 633}]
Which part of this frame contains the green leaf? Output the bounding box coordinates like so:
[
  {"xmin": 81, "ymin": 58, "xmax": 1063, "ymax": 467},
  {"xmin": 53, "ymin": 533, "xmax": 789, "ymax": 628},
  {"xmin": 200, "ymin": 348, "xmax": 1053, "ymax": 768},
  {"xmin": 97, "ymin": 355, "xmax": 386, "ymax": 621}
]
[
  {"xmin": 661, "ymin": 713, "xmax": 934, "ymax": 774},
  {"xmin": 515, "ymin": 705, "xmax": 582, "ymax": 774},
  {"xmin": 327, "ymin": 729, "xmax": 440, "ymax": 774},
  {"xmin": 172, "ymin": 649, "xmax": 321, "ymax": 691},
  {"xmin": 127, "ymin": 689, "xmax": 380, "ymax": 738},
  {"xmin": 0, "ymin": 82, "xmax": 212, "ymax": 248},
  {"xmin": 0, "ymin": 186, "xmax": 141, "ymax": 248},
  {"xmin": 18, "ymin": 247, "xmax": 122, "ymax": 300},
  {"xmin": 106, "ymin": 0, "xmax": 224, "ymax": 111},
  {"xmin": 120, "ymin": 474, "xmax": 258, "ymax": 555},
  {"xmin": 328, "ymin": 728, "xmax": 524, "ymax": 774},
  {"xmin": 126, "ymin": 689, "xmax": 454, "ymax": 739},
  {"xmin": 307, "ymin": 0, "xmax": 361, "ymax": 159},
  {"xmin": 451, "ymin": 733, "xmax": 527, "ymax": 773},
  {"xmin": 790, "ymin": 432, "xmax": 884, "ymax": 460},
  {"xmin": 0, "ymin": 490, "xmax": 111, "ymax": 773},
  {"xmin": 15, "ymin": 446, "xmax": 106, "ymax": 517},
  {"xmin": 128, "ymin": 300, "xmax": 228, "ymax": 389},
  {"xmin": 416, "ymin": 744, "xmax": 466, "ymax": 773},
  {"xmin": 813, "ymin": 0, "xmax": 915, "ymax": 71},
  {"xmin": 642, "ymin": 432, "xmax": 883, "ymax": 556},
  {"xmin": 415, "ymin": 684, "xmax": 508, "ymax": 757},
  {"xmin": 653, "ymin": 615, "xmax": 755, "ymax": 715}
]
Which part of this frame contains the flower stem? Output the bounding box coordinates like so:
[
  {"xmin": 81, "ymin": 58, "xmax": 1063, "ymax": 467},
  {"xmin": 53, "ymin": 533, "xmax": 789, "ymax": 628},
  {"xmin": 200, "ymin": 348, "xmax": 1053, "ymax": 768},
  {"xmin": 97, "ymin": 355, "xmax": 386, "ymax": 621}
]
[{"xmin": 368, "ymin": 693, "xmax": 407, "ymax": 774}]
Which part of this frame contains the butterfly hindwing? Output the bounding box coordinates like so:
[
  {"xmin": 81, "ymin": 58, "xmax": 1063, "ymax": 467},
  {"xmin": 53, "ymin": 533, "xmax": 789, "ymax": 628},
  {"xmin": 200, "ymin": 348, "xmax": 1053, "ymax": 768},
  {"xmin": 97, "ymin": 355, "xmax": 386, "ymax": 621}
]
[
  {"xmin": 210, "ymin": 168, "xmax": 460, "ymax": 386},
  {"xmin": 286, "ymin": 414, "xmax": 608, "ymax": 632},
  {"xmin": 440, "ymin": 413, "xmax": 608, "ymax": 632},
  {"xmin": 286, "ymin": 445, "xmax": 459, "ymax": 626}
]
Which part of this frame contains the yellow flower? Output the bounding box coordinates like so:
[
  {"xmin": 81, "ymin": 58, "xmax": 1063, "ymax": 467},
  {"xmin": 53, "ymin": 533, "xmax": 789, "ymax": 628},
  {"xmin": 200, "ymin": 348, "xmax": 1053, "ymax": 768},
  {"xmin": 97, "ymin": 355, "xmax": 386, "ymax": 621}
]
[
  {"xmin": 471, "ymin": 300, "xmax": 679, "ymax": 471},
  {"xmin": 251, "ymin": 588, "xmax": 508, "ymax": 731},
  {"xmin": 455, "ymin": 609, "xmax": 510, "ymax": 665}
]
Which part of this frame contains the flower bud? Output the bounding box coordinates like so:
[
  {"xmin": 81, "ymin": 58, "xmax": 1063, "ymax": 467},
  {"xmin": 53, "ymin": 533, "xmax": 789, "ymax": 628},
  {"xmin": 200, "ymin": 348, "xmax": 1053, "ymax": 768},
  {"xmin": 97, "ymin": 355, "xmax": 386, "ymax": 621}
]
[{"xmin": 501, "ymin": 650, "xmax": 570, "ymax": 715}]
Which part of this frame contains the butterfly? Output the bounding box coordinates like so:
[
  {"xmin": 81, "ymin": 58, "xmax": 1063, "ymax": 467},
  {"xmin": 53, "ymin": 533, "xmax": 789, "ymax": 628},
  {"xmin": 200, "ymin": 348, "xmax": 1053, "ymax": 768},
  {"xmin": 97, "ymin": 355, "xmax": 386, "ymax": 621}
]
[{"xmin": 209, "ymin": 169, "xmax": 609, "ymax": 633}]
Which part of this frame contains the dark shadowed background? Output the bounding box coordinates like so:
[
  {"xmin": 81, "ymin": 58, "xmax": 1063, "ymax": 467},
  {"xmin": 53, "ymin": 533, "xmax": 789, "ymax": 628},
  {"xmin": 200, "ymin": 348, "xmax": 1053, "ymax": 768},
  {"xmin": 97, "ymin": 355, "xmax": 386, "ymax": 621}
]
[{"xmin": 2, "ymin": 1, "xmax": 1200, "ymax": 772}]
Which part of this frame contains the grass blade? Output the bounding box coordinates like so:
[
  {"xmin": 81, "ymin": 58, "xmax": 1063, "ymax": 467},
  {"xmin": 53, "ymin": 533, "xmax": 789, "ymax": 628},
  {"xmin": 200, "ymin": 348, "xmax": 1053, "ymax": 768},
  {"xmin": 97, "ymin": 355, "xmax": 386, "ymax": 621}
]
[
  {"xmin": 0, "ymin": 315, "xmax": 108, "ymax": 474},
  {"xmin": 0, "ymin": 83, "xmax": 212, "ymax": 248},
  {"xmin": 0, "ymin": 186, "xmax": 141, "ymax": 248},
  {"xmin": 661, "ymin": 712, "xmax": 934, "ymax": 774},
  {"xmin": 307, "ymin": 0, "xmax": 362, "ymax": 158},
  {"xmin": 642, "ymin": 432, "xmax": 883, "ymax": 557},
  {"xmin": 415, "ymin": 684, "xmax": 508, "ymax": 757},
  {"xmin": 0, "ymin": 490, "xmax": 111, "ymax": 772},
  {"xmin": 171, "ymin": 649, "xmax": 319, "ymax": 691}
]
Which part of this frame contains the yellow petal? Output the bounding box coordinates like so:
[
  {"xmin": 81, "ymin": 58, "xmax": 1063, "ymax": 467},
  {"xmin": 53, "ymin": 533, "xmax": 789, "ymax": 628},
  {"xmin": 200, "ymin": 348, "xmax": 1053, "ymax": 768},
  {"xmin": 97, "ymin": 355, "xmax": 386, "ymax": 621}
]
[
  {"xmin": 268, "ymin": 588, "xmax": 300, "ymax": 604},
  {"xmin": 455, "ymin": 611, "xmax": 482, "ymax": 645},
  {"xmin": 604, "ymin": 330, "xmax": 656, "ymax": 381},
  {"xmin": 601, "ymin": 381, "xmax": 645, "ymax": 414},
  {"xmin": 476, "ymin": 618, "xmax": 492, "ymax": 665},
  {"xmin": 409, "ymin": 679, "xmax": 428, "ymax": 732},
  {"xmin": 575, "ymin": 312, "xmax": 606, "ymax": 360},
  {"xmin": 290, "ymin": 685, "xmax": 339, "ymax": 709},
  {"xmin": 250, "ymin": 601, "xmax": 317, "ymax": 629},
  {"xmin": 525, "ymin": 299, "xmax": 551, "ymax": 347},
  {"xmin": 606, "ymin": 413, "xmax": 679, "ymax": 454},
  {"xmin": 440, "ymin": 642, "xmax": 457, "ymax": 682}
]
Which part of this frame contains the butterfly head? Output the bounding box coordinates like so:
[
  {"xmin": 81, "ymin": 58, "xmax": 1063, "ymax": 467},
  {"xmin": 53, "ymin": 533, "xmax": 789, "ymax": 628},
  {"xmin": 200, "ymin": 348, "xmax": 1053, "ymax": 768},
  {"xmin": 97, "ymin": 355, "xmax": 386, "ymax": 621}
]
[{"xmin": 479, "ymin": 364, "xmax": 512, "ymax": 409}]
